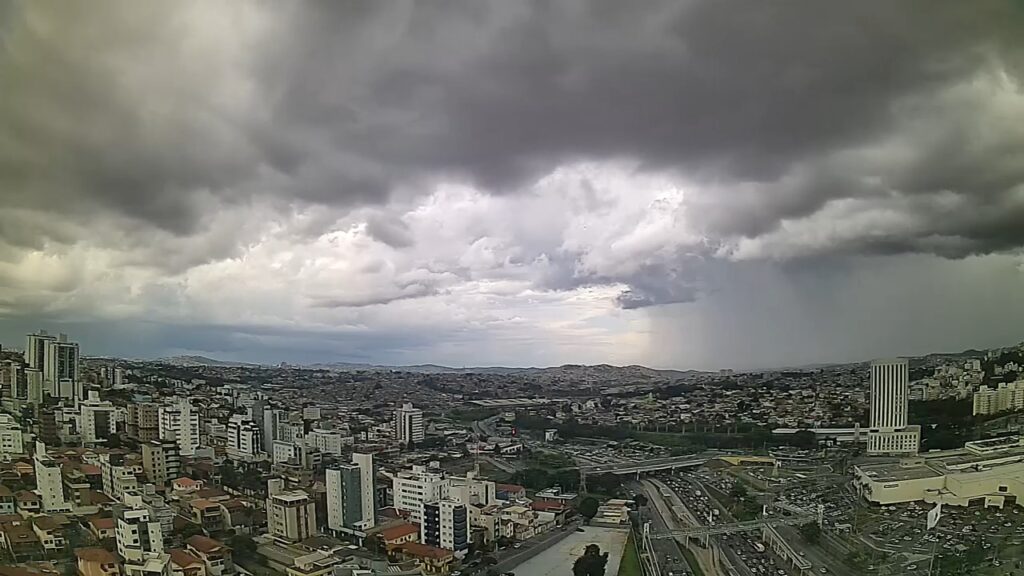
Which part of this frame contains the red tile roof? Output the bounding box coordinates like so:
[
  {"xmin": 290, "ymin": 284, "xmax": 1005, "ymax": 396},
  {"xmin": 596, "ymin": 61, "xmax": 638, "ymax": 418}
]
[
  {"xmin": 399, "ymin": 542, "xmax": 453, "ymax": 561},
  {"xmin": 169, "ymin": 549, "xmax": 203, "ymax": 568},
  {"xmin": 187, "ymin": 535, "xmax": 226, "ymax": 555},
  {"xmin": 380, "ymin": 522, "xmax": 419, "ymax": 542},
  {"xmin": 75, "ymin": 548, "xmax": 116, "ymax": 563}
]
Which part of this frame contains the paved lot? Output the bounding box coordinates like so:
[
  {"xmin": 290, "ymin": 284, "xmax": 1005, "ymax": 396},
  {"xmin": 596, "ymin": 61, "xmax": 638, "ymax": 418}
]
[{"xmin": 511, "ymin": 526, "xmax": 629, "ymax": 576}]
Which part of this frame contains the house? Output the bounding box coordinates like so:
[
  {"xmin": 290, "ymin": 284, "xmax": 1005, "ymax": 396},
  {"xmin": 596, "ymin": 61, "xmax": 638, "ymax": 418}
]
[
  {"xmin": 495, "ymin": 483, "xmax": 526, "ymax": 501},
  {"xmin": 530, "ymin": 500, "xmax": 570, "ymax": 526},
  {"xmin": 191, "ymin": 488, "xmax": 230, "ymax": 503},
  {"xmin": 16, "ymin": 490, "xmax": 41, "ymax": 514},
  {"xmin": 172, "ymin": 478, "xmax": 204, "ymax": 496},
  {"xmin": 76, "ymin": 547, "xmax": 120, "ymax": 576},
  {"xmin": 0, "ymin": 519, "xmax": 42, "ymax": 558},
  {"xmin": 31, "ymin": 515, "xmax": 67, "ymax": 553},
  {"xmin": 379, "ymin": 522, "xmax": 419, "ymax": 549},
  {"xmin": 395, "ymin": 542, "xmax": 454, "ymax": 575},
  {"xmin": 0, "ymin": 484, "xmax": 15, "ymax": 514},
  {"xmin": 87, "ymin": 516, "xmax": 116, "ymax": 541},
  {"xmin": 189, "ymin": 499, "xmax": 224, "ymax": 533},
  {"xmin": 218, "ymin": 500, "xmax": 253, "ymax": 534},
  {"xmin": 169, "ymin": 548, "xmax": 207, "ymax": 576},
  {"xmin": 186, "ymin": 535, "xmax": 234, "ymax": 576}
]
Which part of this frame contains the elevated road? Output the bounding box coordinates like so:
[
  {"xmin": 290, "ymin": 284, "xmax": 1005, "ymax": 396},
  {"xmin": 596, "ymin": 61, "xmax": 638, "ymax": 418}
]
[
  {"xmin": 649, "ymin": 514, "xmax": 815, "ymax": 539},
  {"xmin": 580, "ymin": 455, "xmax": 710, "ymax": 475}
]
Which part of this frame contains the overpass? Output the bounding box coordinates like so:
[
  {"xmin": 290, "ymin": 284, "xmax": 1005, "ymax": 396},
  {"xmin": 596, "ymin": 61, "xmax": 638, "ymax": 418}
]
[
  {"xmin": 579, "ymin": 455, "xmax": 711, "ymax": 475},
  {"xmin": 648, "ymin": 513, "xmax": 815, "ymax": 539}
]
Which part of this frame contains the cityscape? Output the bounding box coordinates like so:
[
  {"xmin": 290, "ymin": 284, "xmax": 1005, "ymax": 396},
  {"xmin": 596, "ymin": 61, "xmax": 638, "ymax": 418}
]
[
  {"xmin": 4, "ymin": 2, "xmax": 1024, "ymax": 576},
  {"xmin": 0, "ymin": 331, "xmax": 1023, "ymax": 575}
]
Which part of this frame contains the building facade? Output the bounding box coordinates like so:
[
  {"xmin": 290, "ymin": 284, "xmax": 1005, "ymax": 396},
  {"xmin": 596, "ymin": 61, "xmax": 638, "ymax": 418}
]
[
  {"xmin": 422, "ymin": 500, "xmax": 469, "ymax": 553},
  {"xmin": 266, "ymin": 479, "xmax": 317, "ymax": 542},
  {"xmin": 393, "ymin": 403, "xmax": 424, "ymax": 445},
  {"xmin": 867, "ymin": 358, "xmax": 920, "ymax": 455}
]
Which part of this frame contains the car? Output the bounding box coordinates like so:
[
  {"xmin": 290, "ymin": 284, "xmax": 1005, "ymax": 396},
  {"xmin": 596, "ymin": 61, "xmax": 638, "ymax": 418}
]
[
  {"xmin": 907, "ymin": 565, "xmax": 917, "ymax": 570},
  {"xmin": 819, "ymin": 568, "xmax": 828, "ymax": 574},
  {"xmin": 513, "ymin": 543, "xmax": 522, "ymax": 549}
]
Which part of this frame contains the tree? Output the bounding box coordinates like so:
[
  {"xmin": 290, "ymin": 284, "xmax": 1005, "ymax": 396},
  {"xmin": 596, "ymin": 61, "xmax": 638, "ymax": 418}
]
[
  {"xmin": 578, "ymin": 497, "xmax": 599, "ymax": 522},
  {"xmin": 633, "ymin": 493, "xmax": 648, "ymax": 507},
  {"xmin": 572, "ymin": 544, "xmax": 609, "ymax": 576},
  {"xmin": 180, "ymin": 522, "xmax": 205, "ymax": 540},
  {"xmin": 799, "ymin": 522, "xmax": 821, "ymax": 544},
  {"xmin": 363, "ymin": 533, "xmax": 383, "ymax": 554},
  {"xmin": 229, "ymin": 534, "xmax": 258, "ymax": 557}
]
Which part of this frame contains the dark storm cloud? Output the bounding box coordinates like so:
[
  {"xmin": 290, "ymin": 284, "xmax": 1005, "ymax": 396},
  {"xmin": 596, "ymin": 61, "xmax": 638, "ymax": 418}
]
[{"xmin": 2, "ymin": 0, "xmax": 1024, "ymax": 313}]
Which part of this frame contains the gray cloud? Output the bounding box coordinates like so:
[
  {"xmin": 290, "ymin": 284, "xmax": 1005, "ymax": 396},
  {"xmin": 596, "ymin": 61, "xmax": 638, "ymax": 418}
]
[{"xmin": 3, "ymin": 0, "xmax": 1024, "ymax": 365}]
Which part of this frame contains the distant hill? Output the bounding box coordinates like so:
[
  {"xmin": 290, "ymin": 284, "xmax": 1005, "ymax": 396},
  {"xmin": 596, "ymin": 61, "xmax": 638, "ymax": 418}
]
[
  {"xmin": 156, "ymin": 355, "xmax": 260, "ymax": 368},
  {"xmin": 306, "ymin": 361, "xmax": 703, "ymax": 378}
]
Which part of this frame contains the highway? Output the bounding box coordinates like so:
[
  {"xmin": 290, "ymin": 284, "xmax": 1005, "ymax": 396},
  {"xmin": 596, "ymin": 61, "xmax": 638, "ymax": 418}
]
[
  {"xmin": 637, "ymin": 480, "xmax": 704, "ymax": 576},
  {"xmin": 581, "ymin": 455, "xmax": 712, "ymax": 475}
]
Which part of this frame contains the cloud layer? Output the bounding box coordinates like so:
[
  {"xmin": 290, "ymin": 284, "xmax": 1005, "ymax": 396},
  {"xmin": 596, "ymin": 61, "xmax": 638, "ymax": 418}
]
[{"xmin": 2, "ymin": 1, "xmax": 1024, "ymax": 366}]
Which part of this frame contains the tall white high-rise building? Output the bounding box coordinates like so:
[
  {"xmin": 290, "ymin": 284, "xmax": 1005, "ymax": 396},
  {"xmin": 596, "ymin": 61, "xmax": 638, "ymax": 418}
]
[
  {"xmin": 390, "ymin": 465, "xmax": 449, "ymax": 524},
  {"xmin": 266, "ymin": 479, "xmax": 317, "ymax": 542},
  {"xmin": 116, "ymin": 496, "xmax": 165, "ymax": 557},
  {"xmin": 24, "ymin": 331, "xmax": 56, "ymax": 371},
  {"xmin": 870, "ymin": 359, "xmax": 909, "ymax": 429},
  {"xmin": 34, "ymin": 442, "xmax": 71, "ymax": 512},
  {"xmin": 227, "ymin": 414, "xmax": 261, "ymax": 461},
  {"xmin": 262, "ymin": 408, "xmax": 287, "ymax": 453},
  {"xmin": 79, "ymin": 392, "xmax": 117, "ymax": 446},
  {"xmin": 393, "ymin": 403, "xmax": 424, "ymax": 445},
  {"xmin": 326, "ymin": 453, "xmax": 375, "ymax": 533},
  {"xmin": 159, "ymin": 399, "xmax": 200, "ymax": 456},
  {"xmin": 867, "ymin": 358, "xmax": 920, "ymax": 455},
  {"xmin": 42, "ymin": 333, "xmax": 80, "ymax": 400},
  {"xmin": 422, "ymin": 499, "xmax": 469, "ymax": 553}
]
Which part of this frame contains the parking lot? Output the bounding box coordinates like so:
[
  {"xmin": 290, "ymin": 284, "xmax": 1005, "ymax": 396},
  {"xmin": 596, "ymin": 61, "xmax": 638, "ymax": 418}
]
[{"xmin": 509, "ymin": 526, "xmax": 629, "ymax": 576}]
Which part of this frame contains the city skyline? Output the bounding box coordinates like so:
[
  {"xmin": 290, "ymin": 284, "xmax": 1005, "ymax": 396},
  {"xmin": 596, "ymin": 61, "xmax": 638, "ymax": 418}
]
[{"xmin": 3, "ymin": 1, "xmax": 1024, "ymax": 370}]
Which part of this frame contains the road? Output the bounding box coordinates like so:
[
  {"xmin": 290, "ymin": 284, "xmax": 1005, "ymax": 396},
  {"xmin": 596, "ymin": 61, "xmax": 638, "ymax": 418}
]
[
  {"xmin": 637, "ymin": 482, "xmax": 695, "ymax": 575},
  {"xmin": 484, "ymin": 521, "xmax": 582, "ymax": 575}
]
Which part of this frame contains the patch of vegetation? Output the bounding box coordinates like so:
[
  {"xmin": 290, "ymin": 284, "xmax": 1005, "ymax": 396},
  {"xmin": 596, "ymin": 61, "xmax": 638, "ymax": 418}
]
[{"xmin": 616, "ymin": 533, "xmax": 643, "ymax": 576}]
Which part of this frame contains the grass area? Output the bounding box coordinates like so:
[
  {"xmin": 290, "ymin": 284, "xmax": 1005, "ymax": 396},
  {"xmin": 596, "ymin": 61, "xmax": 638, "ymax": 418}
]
[
  {"xmin": 525, "ymin": 448, "xmax": 575, "ymax": 469},
  {"xmin": 680, "ymin": 546, "xmax": 706, "ymax": 576},
  {"xmin": 617, "ymin": 532, "xmax": 643, "ymax": 576}
]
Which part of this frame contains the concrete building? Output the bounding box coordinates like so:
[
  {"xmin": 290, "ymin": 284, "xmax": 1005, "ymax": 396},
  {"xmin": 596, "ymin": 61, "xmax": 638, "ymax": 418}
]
[
  {"xmin": 79, "ymin": 393, "xmax": 117, "ymax": 446},
  {"xmin": 856, "ymin": 436, "xmax": 1024, "ymax": 508},
  {"xmin": 0, "ymin": 413, "xmax": 25, "ymax": 457},
  {"xmin": 307, "ymin": 428, "xmax": 345, "ymax": 456},
  {"xmin": 973, "ymin": 381, "xmax": 1024, "ymax": 416},
  {"xmin": 391, "ymin": 466, "xmax": 449, "ymax": 524},
  {"xmin": 129, "ymin": 403, "xmax": 161, "ymax": 442},
  {"xmin": 24, "ymin": 330, "xmax": 56, "ymax": 371},
  {"xmin": 266, "ymin": 479, "xmax": 317, "ymax": 542},
  {"xmin": 33, "ymin": 441, "xmax": 71, "ymax": 512},
  {"xmin": 422, "ymin": 499, "xmax": 469, "ymax": 553},
  {"xmin": 159, "ymin": 399, "xmax": 200, "ymax": 456},
  {"xmin": 326, "ymin": 452, "xmax": 375, "ymax": 534},
  {"xmin": 100, "ymin": 453, "xmax": 139, "ymax": 502},
  {"xmin": 261, "ymin": 408, "xmax": 287, "ymax": 453},
  {"xmin": 393, "ymin": 403, "xmax": 424, "ymax": 445},
  {"xmin": 449, "ymin": 472, "xmax": 496, "ymax": 507},
  {"xmin": 867, "ymin": 358, "xmax": 920, "ymax": 455},
  {"xmin": 142, "ymin": 440, "xmax": 182, "ymax": 489},
  {"xmin": 226, "ymin": 414, "xmax": 261, "ymax": 461},
  {"xmin": 116, "ymin": 495, "xmax": 169, "ymax": 576},
  {"xmin": 42, "ymin": 333, "xmax": 80, "ymax": 400}
]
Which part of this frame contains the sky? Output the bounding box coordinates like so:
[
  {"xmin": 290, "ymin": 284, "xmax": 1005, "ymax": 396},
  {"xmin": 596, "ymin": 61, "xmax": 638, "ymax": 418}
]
[{"xmin": 2, "ymin": 1, "xmax": 1024, "ymax": 370}]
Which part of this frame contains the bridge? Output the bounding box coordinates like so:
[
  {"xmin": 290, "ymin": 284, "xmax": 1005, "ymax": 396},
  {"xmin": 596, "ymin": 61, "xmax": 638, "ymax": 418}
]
[
  {"xmin": 648, "ymin": 513, "xmax": 815, "ymax": 539},
  {"xmin": 579, "ymin": 455, "xmax": 710, "ymax": 475}
]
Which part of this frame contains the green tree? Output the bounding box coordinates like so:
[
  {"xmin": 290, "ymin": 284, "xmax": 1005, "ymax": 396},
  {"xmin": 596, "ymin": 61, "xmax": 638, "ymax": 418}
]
[
  {"xmin": 798, "ymin": 522, "xmax": 821, "ymax": 544},
  {"xmin": 229, "ymin": 534, "xmax": 257, "ymax": 557},
  {"xmin": 572, "ymin": 543, "xmax": 608, "ymax": 576},
  {"xmin": 578, "ymin": 497, "xmax": 599, "ymax": 522},
  {"xmin": 633, "ymin": 493, "xmax": 648, "ymax": 507}
]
